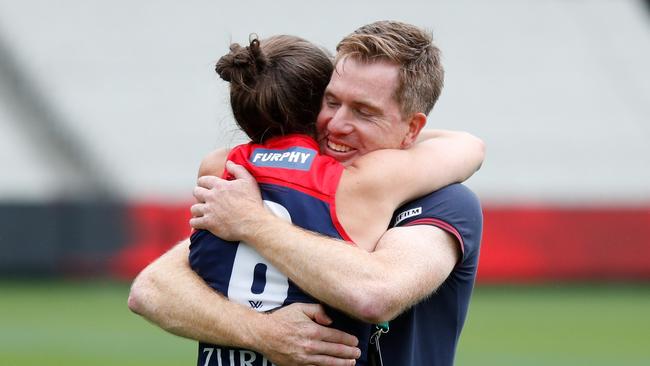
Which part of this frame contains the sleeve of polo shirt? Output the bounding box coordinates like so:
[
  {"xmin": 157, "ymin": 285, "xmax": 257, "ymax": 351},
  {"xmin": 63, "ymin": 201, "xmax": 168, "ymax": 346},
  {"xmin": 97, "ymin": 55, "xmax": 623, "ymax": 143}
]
[{"xmin": 389, "ymin": 183, "xmax": 483, "ymax": 262}]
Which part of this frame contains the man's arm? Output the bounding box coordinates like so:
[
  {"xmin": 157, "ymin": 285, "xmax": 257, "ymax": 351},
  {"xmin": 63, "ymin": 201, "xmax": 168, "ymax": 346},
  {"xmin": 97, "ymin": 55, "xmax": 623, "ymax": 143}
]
[
  {"xmin": 128, "ymin": 239, "xmax": 361, "ymax": 366},
  {"xmin": 244, "ymin": 219, "xmax": 458, "ymax": 324},
  {"xmin": 191, "ymin": 163, "xmax": 460, "ymax": 324},
  {"xmin": 128, "ymin": 239, "xmax": 258, "ymax": 345}
]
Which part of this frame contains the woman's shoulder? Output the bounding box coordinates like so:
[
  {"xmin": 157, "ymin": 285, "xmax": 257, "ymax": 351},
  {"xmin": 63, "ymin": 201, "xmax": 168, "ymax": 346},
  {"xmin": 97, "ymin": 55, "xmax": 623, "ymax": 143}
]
[{"xmin": 197, "ymin": 148, "xmax": 232, "ymax": 177}]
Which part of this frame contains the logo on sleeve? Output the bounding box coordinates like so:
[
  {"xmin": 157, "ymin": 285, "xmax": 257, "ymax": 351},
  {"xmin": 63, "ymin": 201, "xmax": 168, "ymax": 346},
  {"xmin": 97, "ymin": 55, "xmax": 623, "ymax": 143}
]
[
  {"xmin": 395, "ymin": 207, "xmax": 422, "ymax": 225},
  {"xmin": 250, "ymin": 147, "xmax": 315, "ymax": 171}
]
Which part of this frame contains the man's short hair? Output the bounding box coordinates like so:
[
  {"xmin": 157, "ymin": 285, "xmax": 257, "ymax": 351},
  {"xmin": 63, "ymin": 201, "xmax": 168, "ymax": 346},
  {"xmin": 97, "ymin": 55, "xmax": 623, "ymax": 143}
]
[{"xmin": 336, "ymin": 20, "xmax": 444, "ymax": 118}]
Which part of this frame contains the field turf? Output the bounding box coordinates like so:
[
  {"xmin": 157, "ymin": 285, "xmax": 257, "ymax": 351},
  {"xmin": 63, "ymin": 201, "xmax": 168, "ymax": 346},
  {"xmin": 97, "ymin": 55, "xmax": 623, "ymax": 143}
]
[{"xmin": 1, "ymin": 281, "xmax": 649, "ymax": 365}]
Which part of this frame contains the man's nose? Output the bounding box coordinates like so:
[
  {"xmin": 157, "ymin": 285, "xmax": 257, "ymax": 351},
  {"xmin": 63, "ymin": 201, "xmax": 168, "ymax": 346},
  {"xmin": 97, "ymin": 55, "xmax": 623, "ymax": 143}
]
[{"xmin": 327, "ymin": 107, "xmax": 354, "ymax": 135}]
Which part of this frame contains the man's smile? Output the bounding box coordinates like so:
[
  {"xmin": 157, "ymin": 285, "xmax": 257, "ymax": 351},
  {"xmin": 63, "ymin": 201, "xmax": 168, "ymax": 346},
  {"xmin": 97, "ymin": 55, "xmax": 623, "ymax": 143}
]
[{"xmin": 327, "ymin": 139, "xmax": 353, "ymax": 153}]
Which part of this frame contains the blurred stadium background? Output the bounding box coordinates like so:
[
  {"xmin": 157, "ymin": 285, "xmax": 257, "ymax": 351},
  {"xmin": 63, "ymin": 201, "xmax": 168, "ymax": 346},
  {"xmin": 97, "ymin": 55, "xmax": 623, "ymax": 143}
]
[{"xmin": 1, "ymin": 0, "xmax": 649, "ymax": 365}]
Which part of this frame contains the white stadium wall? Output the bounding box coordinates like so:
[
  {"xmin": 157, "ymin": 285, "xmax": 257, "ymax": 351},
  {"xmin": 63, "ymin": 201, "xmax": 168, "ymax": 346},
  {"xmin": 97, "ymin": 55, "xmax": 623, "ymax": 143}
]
[
  {"xmin": 1, "ymin": 1, "xmax": 649, "ymax": 280},
  {"xmin": 0, "ymin": 0, "xmax": 648, "ymax": 204}
]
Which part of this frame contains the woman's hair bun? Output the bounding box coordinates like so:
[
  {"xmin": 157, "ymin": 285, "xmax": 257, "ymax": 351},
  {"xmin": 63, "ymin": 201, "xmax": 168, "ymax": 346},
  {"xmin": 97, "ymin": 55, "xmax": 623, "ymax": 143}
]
[{"xmin": 215, "ymin": 34, "xmax": 267, "ymax": 84}]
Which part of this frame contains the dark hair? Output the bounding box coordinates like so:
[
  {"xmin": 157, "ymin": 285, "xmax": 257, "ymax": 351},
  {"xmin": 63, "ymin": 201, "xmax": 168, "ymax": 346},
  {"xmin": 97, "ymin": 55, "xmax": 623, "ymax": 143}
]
[
  {"xmin": 215, "ymin": 35, "xmax": 333, "ymax": 143},
  {"xmin": 336, "ymin": 20, "xmax": 444, "ymax": 117}
]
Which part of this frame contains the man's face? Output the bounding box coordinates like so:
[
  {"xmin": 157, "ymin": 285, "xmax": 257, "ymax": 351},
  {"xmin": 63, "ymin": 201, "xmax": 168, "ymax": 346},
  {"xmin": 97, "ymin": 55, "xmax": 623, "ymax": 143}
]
[{"xmin": 316, "ymin": 58, "xmax": 411, "ymax": 165}]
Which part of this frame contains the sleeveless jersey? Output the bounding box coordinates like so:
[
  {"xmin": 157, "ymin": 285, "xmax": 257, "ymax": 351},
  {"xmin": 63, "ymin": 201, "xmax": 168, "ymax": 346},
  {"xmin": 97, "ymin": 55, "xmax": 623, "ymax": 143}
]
[{"xmin": 189, "ymin": 134, "xmax": 371, "ymax": 366}]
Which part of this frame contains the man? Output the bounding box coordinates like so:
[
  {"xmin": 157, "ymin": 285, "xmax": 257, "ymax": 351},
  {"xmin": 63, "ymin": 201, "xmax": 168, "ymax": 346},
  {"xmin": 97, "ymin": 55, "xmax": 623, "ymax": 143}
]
[{"xmin": 129, "ymin": 21, "xmax": 483, "ymax": 366}]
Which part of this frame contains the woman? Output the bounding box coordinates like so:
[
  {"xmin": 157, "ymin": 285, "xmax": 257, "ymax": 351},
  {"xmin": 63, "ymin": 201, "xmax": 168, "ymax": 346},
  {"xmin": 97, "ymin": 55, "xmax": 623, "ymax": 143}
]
[{"xmin": 189, "ymin": 35, "xmax": 483, "ymax": 366}]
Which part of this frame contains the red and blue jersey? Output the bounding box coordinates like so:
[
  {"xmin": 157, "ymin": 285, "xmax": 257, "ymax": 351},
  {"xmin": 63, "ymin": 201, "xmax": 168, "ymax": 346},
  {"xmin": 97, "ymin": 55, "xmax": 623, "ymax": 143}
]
[{"xmin": 189, "ymin": 134, "xmax": 370, "ymax": 366}]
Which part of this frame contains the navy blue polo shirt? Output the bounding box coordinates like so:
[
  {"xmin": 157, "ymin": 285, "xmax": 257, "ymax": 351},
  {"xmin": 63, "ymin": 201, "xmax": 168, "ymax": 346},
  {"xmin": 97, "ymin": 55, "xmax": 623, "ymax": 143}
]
[{"xmin": 378, "ymin": 183, "xmax": 483, "ymax": 366}]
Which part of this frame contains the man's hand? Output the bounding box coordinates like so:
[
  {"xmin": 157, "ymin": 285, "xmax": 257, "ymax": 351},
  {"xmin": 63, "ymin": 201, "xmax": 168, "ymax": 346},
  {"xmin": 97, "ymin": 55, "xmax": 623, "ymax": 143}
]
[
  {"xmin": 190, "ymin": 161, "xmax": 267, "ymax": 241},
  {"xmin": 259, "ymin": 303, "xmax": 360, "ymax": 366}
]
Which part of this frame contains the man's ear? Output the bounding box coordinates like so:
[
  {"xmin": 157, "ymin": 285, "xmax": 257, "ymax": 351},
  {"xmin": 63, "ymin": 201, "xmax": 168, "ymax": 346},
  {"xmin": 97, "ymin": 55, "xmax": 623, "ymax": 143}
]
[{"xmin": 400, "ymin": 112, "xmax": 427, "ymax": 148}]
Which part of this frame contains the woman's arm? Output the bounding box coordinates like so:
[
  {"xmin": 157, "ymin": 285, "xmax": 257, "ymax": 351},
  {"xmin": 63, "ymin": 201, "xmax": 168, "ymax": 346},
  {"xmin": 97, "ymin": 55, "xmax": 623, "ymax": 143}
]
[
  {"xmin": 198, "ymin": 148, "xmax": 230, "ymax": 178},
  {"xmin": 345, "ymin": 129, "xmax": 485, "ymax": 208},
  {"xmin": 336, "ymin": 129, "xmax": 483, "ymax": 249}
]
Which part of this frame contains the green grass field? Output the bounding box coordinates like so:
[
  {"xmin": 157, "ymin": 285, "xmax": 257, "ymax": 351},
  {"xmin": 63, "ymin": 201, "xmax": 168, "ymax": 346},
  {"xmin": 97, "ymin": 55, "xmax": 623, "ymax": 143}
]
[{"xmin": 1, "ymin": 281, "xmax": 649, "ymax": 365}]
